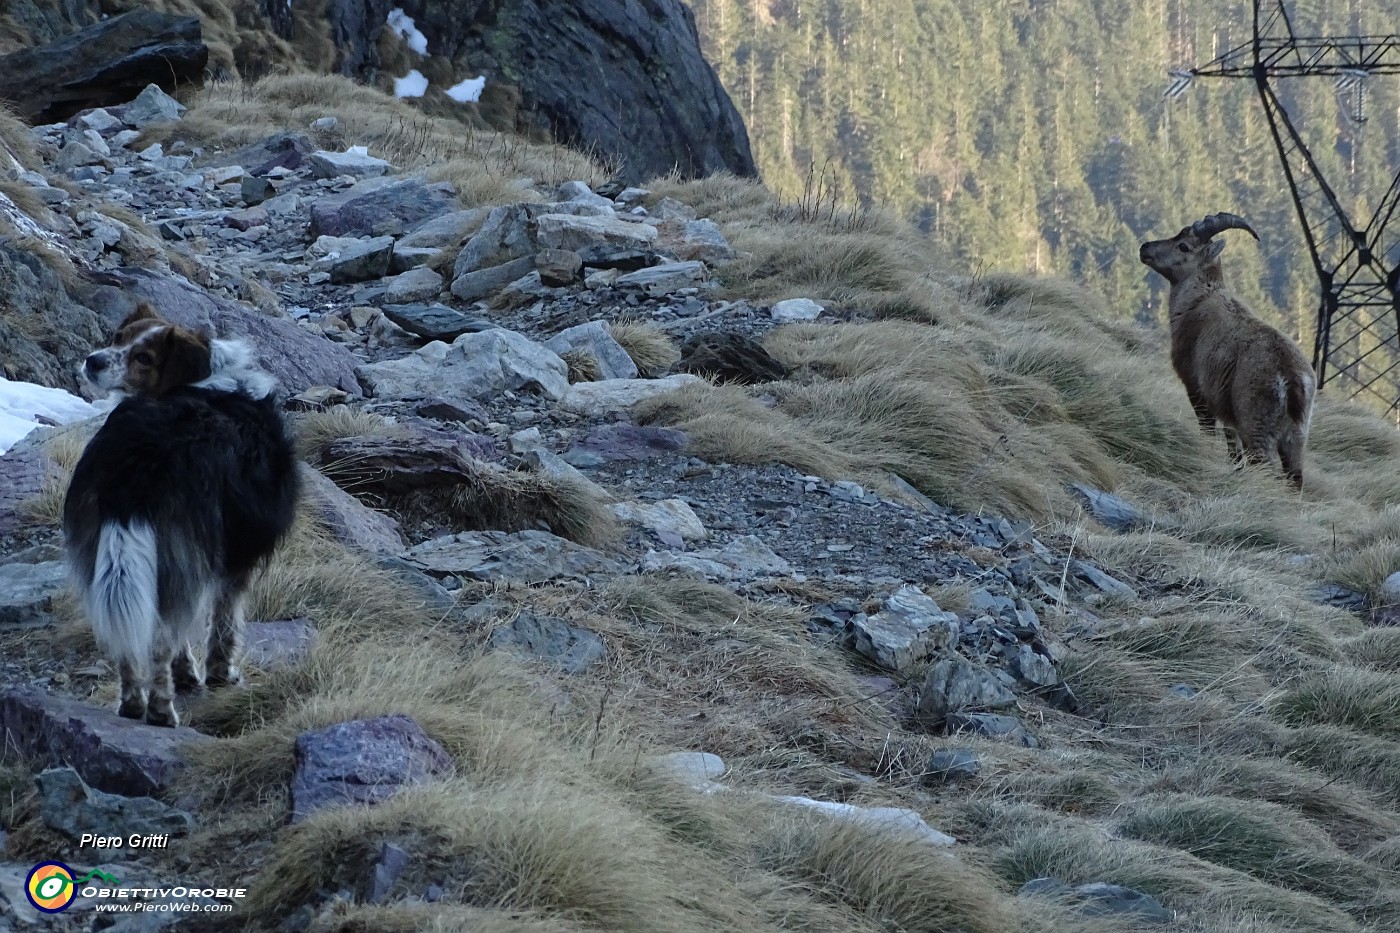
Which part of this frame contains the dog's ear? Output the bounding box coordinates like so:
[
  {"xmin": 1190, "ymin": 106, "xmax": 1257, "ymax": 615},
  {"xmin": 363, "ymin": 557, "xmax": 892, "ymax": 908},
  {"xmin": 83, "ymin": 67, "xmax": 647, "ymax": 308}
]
[
  {"xmin": 153, "ymin": 328, "xmax": 212, "ymax": 396},
  {"xmin": 118, "ymin": 302, "xmax": 159, "ymax": 329}
]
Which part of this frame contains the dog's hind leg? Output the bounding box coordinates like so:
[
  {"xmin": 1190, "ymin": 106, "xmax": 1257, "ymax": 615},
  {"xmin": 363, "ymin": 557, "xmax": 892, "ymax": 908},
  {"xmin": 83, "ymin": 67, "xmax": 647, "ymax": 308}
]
[
  {"xmin": 172, "ymin": 642, "xmax": 204, "ymax": 692},
  {"xmin": 206, "ymin": 573, "xmax": 249, "ymax": 689},
  {"xmin": 117, "ymin": 659, "xmax": 147, "ymax": 720},
  {"xmin": 145, "ymin": 643, "xmax": 179, "ymax": 727}
]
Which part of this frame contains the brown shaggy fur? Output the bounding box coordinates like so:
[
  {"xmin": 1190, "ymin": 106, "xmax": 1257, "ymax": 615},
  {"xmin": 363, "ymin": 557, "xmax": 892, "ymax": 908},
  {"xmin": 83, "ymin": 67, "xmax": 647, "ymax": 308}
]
[{"xmin": 1140, "ymin": 215, "xmax": 1315, "ymax": 488}]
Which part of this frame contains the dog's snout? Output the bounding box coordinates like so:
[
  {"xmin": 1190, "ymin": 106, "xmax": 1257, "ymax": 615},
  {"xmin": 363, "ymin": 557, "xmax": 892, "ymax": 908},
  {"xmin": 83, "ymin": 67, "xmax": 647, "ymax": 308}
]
[{"xmin": 85, "ymin": 354, "xmax": 109, "ymax": 375}]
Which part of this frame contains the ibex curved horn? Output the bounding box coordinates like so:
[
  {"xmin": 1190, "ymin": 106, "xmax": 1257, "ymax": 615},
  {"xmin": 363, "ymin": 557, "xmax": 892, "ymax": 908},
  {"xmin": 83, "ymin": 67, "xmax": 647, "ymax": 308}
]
[{"xmin": 1191, "ymin": 212, "xmax": 1259, "ymax": 242}]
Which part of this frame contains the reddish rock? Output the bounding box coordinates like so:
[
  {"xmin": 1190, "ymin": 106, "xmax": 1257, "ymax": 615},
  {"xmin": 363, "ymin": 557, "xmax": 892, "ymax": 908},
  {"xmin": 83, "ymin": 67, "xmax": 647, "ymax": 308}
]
[
  {"xmin": 290, "ymin": 715, "xmax": 454, "ymax": 823},
  {"xmin": 298, "ymin": 464, "xmax": 405, "ymax": 555},
  {"xmin": 0, "ymin": 687, "xmax": 211, "ymax": 797}
]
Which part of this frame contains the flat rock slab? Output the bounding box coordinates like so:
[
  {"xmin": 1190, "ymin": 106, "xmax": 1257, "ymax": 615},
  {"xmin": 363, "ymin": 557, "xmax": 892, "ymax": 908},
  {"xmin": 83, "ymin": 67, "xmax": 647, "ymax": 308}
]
[
  {"xmin": 561, "ymin": 374, "xmax": 703, "ymax": 416},
  {"xmin": 243, "ymin": 620, "xmax": 318, "ymax": 671},
  {"xmin": 290, "ymin": 714, "xmax": 454, "ymax": 824},
  {"xmin": 562, "ymin": 423, "xmax": 688, "ymax": 467},
  {"xmin": 614, "ymin": 260, "xmax": 707, "ymax": 296},
  {"xmin": 0, "ymin": 561, "xmax": 68, "ymax": 628},
  {"xmin": 535, "ymin": 213, "xmax": 657, "ymax": 253},
  {"xmin": 0, "ymin": 687, "xmax": 210, "ymax": 797},
  {"xmin": 543, "ymin": 321, "xmax": 637, "ymax": 380},
  {"xmin": 404, "ymin": 529, "xmax": 626, "ymax": 585},
  {"xmin": 308, "ymin": 149, "xmax": 394, "ymax": 179},
  {"xmin": 37, "ymin": 766, "xmax": 193, "ymax": 845},
  {"xmin": 309, "ymin": 176, "xmax": 455, "ymax": 239},
  {"xmin": 298, "ymin": 463, "xmax": 406, "ymax": 556},
  {"xmin": 381, "ymin": 303, "xmax": 495, "ymax": 343},
  {"xmin": 488, "ymin": 611, "xmax": 606, "ymax": 674},
  {"xmin": 1068, "ymin": 483, "xmax": 1145, "ymax": 533}
]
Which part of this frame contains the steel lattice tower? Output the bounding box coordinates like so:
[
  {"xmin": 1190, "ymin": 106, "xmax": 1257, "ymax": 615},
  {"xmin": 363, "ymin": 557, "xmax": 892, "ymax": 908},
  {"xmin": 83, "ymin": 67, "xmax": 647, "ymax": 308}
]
[{"xmin": 1167, "ymin": 1, "xmax": 1400, "ymax": 415}]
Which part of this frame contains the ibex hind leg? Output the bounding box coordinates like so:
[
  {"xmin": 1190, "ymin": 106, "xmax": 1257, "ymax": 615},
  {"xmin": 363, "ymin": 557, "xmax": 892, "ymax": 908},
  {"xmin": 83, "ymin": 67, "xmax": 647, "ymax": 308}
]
[{"xmin": 1279, "ymin": 430, "xmax": 1306, "ymax": 490}]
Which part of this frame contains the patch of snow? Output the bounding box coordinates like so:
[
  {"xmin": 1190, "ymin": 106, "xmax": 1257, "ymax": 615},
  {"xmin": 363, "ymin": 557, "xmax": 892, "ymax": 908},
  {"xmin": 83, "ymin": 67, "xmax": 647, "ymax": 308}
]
[
  {"xmin": 347, "ymin": 145, "xmax": 369, "ymax": 157},
  {"xmin": 447, "ymin": 75, "xmax": 487, "ymax": 103},
  {"xmin": 394, "ymin": 69, "xmax": 429, "ymax": 99},
  {"xmin": 0, "ymin": 377, "xmax": 101, "ymax": 455},
  {"xmin": 387, "ymin": 8, "xmax": 429, "ymax": 55}
]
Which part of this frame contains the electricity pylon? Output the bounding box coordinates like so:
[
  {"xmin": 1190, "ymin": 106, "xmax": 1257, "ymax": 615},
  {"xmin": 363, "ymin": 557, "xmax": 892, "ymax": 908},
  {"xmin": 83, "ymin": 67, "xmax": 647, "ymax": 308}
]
[{"xmin": 1168, "ymin": 1, "xmax": 1400, "ymax": 415}]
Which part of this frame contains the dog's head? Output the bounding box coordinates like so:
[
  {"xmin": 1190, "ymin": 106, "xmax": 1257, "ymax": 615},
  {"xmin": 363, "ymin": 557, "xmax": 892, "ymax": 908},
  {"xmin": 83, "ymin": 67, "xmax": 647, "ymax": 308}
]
[
  {"xmin": 81, "ymin": 304, "xmax": 214, "ymax": 399},
  {"xmin": 82, "ymin": 304, "xmax": 279, "ymax": 402}
]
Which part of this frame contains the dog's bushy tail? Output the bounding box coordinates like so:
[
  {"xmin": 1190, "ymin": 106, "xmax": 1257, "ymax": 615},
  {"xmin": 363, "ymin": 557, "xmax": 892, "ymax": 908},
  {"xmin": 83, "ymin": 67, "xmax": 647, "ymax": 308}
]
[{"xmin": 86, "ymin": 521, "xmax": 159, "ymax": 678}]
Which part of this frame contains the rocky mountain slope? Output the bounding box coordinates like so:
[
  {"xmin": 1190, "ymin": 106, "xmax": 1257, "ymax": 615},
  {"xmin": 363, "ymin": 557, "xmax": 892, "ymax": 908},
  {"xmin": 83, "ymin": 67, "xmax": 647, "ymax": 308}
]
[
  {"xmin": 0, "ymin": 74, "xmax": 1398, "ymax": 933},
  {"xmin": 0, "ymin": 2, "xmax": 757, "ymax": 184}
]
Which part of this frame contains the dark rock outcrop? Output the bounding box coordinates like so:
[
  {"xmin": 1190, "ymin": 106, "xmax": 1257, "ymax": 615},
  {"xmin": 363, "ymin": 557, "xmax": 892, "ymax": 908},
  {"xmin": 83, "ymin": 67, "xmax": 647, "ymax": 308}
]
[
  {"xmin": 0, "ymin": 10, "xmax": 208, "ymax": 124},
  {"xmin": 0, "ymin": 244, "xmax": 106, "ymax": 392},
  {"xmin": 323, "ymin": 0, "xmax": 756, "ymax": 184}
]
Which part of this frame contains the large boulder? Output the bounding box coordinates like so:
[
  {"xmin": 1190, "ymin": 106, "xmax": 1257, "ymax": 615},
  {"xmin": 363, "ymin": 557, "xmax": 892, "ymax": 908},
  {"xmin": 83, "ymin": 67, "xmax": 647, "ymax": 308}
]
[
  {"xmin": 322, "ymin": 0, "xmax": 756, "ymax": 184},
  {"xmin": 309, "ymin": 176, "xmax": 456, "ymax": 239},
  {"xmin": 83, "ymin": 270, "xmax": 364, "ymax": 396},
  {"xmin": 0, "ymin": 10, "xmax": 208, "ymax": 123}
]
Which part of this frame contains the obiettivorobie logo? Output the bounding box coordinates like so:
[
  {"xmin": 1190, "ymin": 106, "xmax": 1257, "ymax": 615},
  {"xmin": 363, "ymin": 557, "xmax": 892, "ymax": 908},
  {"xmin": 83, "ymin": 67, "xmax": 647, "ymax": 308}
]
[{"xmin": 25, "ymin": 862, "xmax": 120, "ymax": 913}]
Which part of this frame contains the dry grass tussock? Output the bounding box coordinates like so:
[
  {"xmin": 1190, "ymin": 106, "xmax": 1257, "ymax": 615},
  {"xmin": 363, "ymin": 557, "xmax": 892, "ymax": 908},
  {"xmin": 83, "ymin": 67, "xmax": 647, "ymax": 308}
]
[
  {"xmin": 146, "ymin": 74, "xmax": 607, "ymax": 208},
  {"xmin": 608, "ymin": 319, "xmax": 680, "ymax": 376}
]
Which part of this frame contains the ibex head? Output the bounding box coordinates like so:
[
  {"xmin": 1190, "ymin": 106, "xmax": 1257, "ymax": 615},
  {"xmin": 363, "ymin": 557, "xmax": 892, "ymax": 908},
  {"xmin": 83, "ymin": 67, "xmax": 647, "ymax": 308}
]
[{"xmin": 1139, "ymin": 212, "xmax": 1260, "ymax": 284}]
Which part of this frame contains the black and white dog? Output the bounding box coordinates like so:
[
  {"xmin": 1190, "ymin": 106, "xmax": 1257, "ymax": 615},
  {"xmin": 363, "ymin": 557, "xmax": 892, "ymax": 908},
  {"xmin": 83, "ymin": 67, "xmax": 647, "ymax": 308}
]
[{"xmin": 63, "ymin": 304, "xmax": 299, "ymax": 727}]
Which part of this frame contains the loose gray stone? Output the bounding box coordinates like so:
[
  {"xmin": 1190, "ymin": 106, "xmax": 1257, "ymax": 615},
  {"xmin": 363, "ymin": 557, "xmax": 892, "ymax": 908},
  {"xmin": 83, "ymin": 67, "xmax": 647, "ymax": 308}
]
[
  {"xmin": 544, "ymin": 320, "xmax": 638, "ymax": 380},
  {"xmin": 926, "ymin": 749, "xmax": 980, "ymax": 783},
  {"xmin": 308, "ymin": 149, "xmax": 394, "ymax": 179},
  {"xmin": 613, "ymin": 498, "xmax": 707, "ymax": 541},
  {"xmin": 241, "ymin": 175, "xmax": 274, "ymax": 205},
  {"xmin": 243, "ymin": 620, "xmax": 318, "ymax": 671},
  {"xmin": 450, "ymin": 254, "xmax": 536, "ymax": 303},
  {"xmin": 557, "ymin": 180, "xmax": 614, "ymax": 208},
  {"xmin": 615, "ymin": 260, "xmax": 707, "ymax": 296},
  {"xmin": 1071, "ymin": 560, "xmax": 1138, "ymax": 601},
  {"xmin": 536, "ymin": 248, "xmax": 583, "ymax": 286},
  {"xmin": 385, "ymin": 265, "xmax": 444, "ymax": 304},
  {"xmin": 674, "ymin": 218, "xmax": 735, "ymax": 264},
  {"xmin": 0, "ymin": 561, "xmax": 67, "ymax": 628},
  {"xmin": 321, "ymin": 235, "xmax": 394, "ymax": 284},
  {"xmin": 403, "ymin": 529, "xmax": 626, "ymax": 585},
  {"xmin": 1380, "ymin": 571, "xmax": 1400, "ymax": 607},
  {"xmin": 946, "ymin": 712, "xmax": 1038, "ymax": 747},
  {"xmin": 123, "ymin": 83, "xmax": 186, "ymax": 127},
  {"xmin": 359, "ymin": 330, "xmax": 568, "ymax": 402},
  {"xmin": 1020, "ymin": 879, "xmax": 1171, "ymax": 925},
  {"xmin": 1069, "ymin": 483, "xmax": 1145, "ymax": 533},
  {"xmin": 360, "ymin": 841, "xmax": 410, "ymax": 905},
  {"xmin": 774, "ymin": 795, "xmax": 956, "ymax": 847},
  {"xmin": 535, "ymin": 213, "xmax": 657, "ymax": 253},
  {"xmin": 918, "ymin": 657, "xmax": 1017, "ymax": 723},
  {"xmin": 453, "ymin": 204, "xmax": 534, "ymax": 275},
  {"xmin": 297, "ymin": 462, "xmax": 408, "ymax": 558},
  {"xmin": 770, "ymin": 298, "xmax": 823, "ymax": 322},
  {"xmin": 560, "ymin": 374, "xmax": 704, "ymax": 416},
  {"xmin": 848, "ymin": 585, "xmax": 958, "ymax": 672},
  {"xmin": 489, "ymin": 611, "xmax": 606, "ymax": 674},
  {"xmin": 390, "ymin": 244, "xmax": 441, "ymax": 272},
  {"xmin": 642, "ymin": 534, "xmax": 789, "ymax": 580},
  {"xmin": 650, "ymin": 751, "xmax": 726, "ymax": 786},
  {"xmin": 290, "ymin": 715, "xmax": 454, "ymax": 823},
  {"xmin": 1011, "ymin": 644, "xmax": 1059, "ymax": 687},
  {"xmin": 36, "ymin": 766, "xmax": 193, "ymax": 845},
  {"xmin": 380, "ymin": 303, "xmax": 495, "ymax": 343}
]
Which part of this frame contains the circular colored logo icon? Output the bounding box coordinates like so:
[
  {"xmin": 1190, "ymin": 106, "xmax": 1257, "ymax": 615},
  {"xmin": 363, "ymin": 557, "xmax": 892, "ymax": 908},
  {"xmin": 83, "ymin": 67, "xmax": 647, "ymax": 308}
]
[{"xmin": 26, "ymin": 862, "xmax": 77, "ymax": 912}]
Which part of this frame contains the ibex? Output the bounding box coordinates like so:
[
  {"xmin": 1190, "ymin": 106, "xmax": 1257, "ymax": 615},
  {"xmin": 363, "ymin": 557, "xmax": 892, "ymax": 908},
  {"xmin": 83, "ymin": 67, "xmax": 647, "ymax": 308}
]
[{"xmin": 1139, "ymin": 213, "xmax": 1315, "ymax": 489}]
